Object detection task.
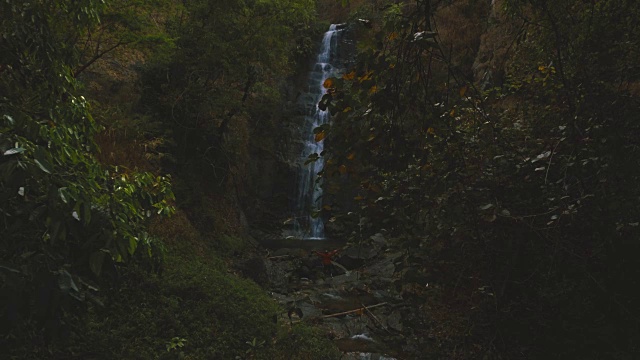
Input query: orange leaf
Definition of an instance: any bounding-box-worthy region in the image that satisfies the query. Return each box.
[339,165,347,174]
[347,152,355,160]
[342,71,356,81]
[315,131,326,142]
[427,127,435,135]
[369,183,382,193]
[459,85,468,98]
[323,78,334,88]
[358,70,374,83]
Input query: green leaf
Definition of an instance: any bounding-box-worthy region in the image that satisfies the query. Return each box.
[49,220,62,244]
[318,94,332,111]
[58,270,79,293]
[115,238,129,260]
[128,237,137,255]
[34,147,53,174]
[58,187,69,203]
[3,147,25,156]
[2,115,15,126]
[304,153,320,165]
[89,251,106,277]
[0,159,18,181]
[83,201,91,224]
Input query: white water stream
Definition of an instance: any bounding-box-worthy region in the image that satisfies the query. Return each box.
[292,24,343,240]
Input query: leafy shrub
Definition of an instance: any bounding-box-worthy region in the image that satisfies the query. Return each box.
[0,1,174,354]
[53,249,276,359]
[258,324,342,360]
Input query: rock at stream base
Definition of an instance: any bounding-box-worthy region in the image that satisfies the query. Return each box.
[239,256,289,291]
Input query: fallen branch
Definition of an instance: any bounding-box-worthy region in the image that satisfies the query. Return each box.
[330,260,351,275]
[267,255,292,260]
[321,302,388,319]
[362,303,390,333]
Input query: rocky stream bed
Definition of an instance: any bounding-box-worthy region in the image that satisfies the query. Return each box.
[239,233,434,359]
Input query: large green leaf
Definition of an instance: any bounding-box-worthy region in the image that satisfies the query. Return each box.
[3,147,25,156]
[33,147,53,174]
[89,251,106,277]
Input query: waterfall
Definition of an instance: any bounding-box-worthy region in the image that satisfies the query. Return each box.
[292,24,343,240]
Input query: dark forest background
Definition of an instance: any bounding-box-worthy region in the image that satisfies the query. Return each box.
[1,0,639,358]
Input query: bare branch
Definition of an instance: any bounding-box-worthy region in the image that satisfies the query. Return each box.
[73,40,125,77]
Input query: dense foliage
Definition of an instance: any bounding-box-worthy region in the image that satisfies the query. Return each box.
[3,0,639,358]
[139,0,317,179]
[1,1,341,358]
[320,0,640,358]
[0,0,175,349]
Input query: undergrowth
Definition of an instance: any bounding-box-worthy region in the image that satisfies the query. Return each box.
[3,212,339,359]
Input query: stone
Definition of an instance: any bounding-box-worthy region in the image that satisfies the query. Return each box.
[272,248,292,257]
[343,244,379,260]
[364,257,395,279]
[296,301,323,319]
[370,233,386,245]
[385,310,403,332]
[239,256,289,291]
[329,271,360,286]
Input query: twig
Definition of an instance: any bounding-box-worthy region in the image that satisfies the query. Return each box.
[545,139,563,185]
[321,302,388,319]
[329,260,350,275]
[362,303,390,333]
[73,40,125,77]
[267,255,292,260]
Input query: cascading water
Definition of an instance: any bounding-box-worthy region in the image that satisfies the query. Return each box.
[292,24,343,240]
